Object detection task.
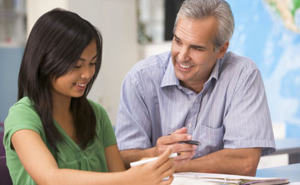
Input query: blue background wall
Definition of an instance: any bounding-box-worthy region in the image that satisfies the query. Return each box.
[0,47,24,122]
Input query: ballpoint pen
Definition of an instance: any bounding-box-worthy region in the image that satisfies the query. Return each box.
[130,153,178,167]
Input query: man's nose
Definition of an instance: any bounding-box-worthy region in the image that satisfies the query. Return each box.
[177,47,191,62]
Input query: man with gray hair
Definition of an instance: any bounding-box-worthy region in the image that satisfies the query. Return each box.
[116,0,275,175]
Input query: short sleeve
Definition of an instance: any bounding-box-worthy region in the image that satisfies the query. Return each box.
[88,100,117,148]
[115,73,152,150]
[223,69,275,155]
[4,98,45,151]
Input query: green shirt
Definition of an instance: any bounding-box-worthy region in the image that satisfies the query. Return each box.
[3,97,117,185]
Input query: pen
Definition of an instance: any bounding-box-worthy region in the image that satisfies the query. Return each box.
[167,134,200,146]
[180,140,201,146]
[130,153,178,167]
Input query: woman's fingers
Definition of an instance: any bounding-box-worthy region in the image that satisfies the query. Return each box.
[160,164,175,179]
[156,158,174,174]
[151,146,173,168]
[160,175,174,185]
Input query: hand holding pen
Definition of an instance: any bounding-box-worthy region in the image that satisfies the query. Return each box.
[127,147,175,185]
[155,127,200,165]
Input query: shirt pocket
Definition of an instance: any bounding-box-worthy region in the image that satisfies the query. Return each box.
[193,125,224,158]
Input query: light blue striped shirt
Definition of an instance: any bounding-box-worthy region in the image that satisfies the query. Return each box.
[116,51,275,158]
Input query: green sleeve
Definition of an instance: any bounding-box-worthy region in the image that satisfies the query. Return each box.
[88,100,117,148]
[4,98,45,151]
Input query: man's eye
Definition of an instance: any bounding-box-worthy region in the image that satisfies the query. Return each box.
[193,47,203,51]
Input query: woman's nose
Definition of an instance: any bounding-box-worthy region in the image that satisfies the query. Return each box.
[81,66,94,80]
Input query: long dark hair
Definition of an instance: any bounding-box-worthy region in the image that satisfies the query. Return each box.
[18,8,102,149]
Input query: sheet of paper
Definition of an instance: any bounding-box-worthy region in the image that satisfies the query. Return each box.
[172,177,230,185]
[286,182,300,185]
[172,172,286,185]
[174,172,279,180]
[172,176,239,185]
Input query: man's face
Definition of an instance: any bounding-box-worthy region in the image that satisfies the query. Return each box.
[171,17,228,92]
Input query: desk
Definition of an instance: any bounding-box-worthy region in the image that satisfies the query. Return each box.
[271,138,300,164]
[256,163,300,182]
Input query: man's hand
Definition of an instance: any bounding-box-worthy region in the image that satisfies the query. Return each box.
[155,127,197,165]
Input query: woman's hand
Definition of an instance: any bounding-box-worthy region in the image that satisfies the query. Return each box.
[125,147,175,185]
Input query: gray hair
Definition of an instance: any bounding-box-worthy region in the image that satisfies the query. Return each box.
[174,0,235,49]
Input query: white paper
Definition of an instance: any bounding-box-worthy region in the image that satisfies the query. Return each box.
[288,182,300,185]
[174,172,278,180]
[172,177,230,185]
[172,172,281,185]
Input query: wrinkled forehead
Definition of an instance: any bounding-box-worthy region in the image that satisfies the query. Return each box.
[175,17,218,46]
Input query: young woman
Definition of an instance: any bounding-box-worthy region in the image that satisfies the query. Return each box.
[3,8,174,185]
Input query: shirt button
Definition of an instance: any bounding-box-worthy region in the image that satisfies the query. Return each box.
[189,123,192,128]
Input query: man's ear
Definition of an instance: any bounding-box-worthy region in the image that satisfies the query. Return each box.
[217,41,229,58]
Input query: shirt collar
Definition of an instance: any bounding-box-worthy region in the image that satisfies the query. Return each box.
[161,56,179,88]
[208,58,221,81]
[160,55,222,88]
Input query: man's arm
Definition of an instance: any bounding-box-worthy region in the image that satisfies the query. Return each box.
[120,127,197,169]
[120,148,155,169]
[176,148,262,176]
[121,143,262,176]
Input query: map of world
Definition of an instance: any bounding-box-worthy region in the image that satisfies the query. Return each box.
[226,0,300,138]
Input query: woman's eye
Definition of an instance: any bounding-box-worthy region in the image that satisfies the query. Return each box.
[90,63,96,66]
[74,65,81,69]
